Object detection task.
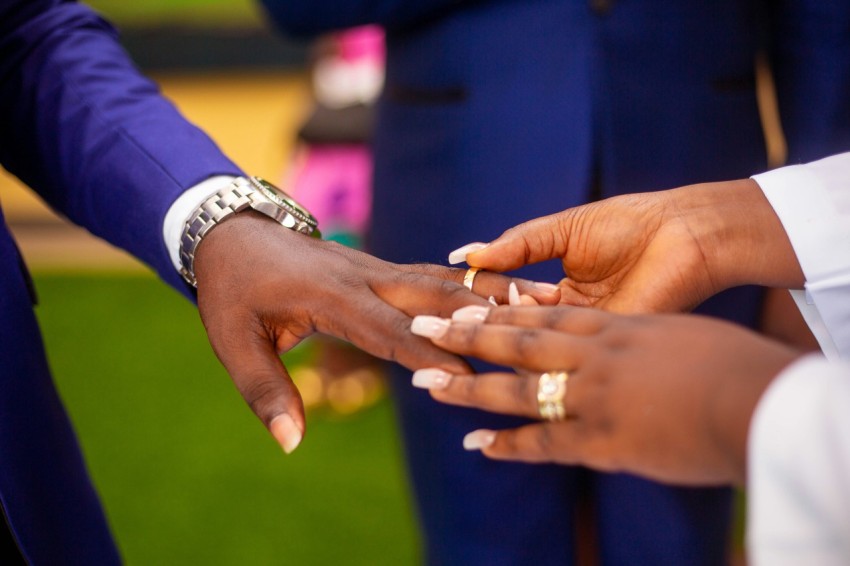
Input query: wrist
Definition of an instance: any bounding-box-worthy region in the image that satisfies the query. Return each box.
[164,175,238,274]
[670,179,800,293]
[178,176,320,287]
[193,211,300,287]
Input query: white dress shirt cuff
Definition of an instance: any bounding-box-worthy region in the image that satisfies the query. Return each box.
[162,175,237,273]
[752,153,850,360]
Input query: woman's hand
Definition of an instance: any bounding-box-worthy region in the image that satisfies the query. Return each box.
[192,212,559,453]
[450,179,803,314]
[410,305,801,486]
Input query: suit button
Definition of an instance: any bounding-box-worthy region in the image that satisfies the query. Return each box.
[590,0,613,15]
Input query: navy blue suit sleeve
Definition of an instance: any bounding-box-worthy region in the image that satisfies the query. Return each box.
[769,1,850,163]
[0,0,243,294]
[259,0,472,36]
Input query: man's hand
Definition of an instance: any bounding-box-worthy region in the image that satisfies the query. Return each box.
[410,305,801,486]
[452,179,803,314]
[192,212,559,453]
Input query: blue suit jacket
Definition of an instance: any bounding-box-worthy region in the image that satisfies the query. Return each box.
[263,1,850,564]
[0,1,241,562]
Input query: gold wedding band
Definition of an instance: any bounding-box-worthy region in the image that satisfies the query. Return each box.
[463,267,481,291]
[537,371,569,421]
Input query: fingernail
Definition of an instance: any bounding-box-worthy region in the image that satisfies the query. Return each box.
[448,242,489,265]
[488,296,498,306]
[412,368,453,389]
[270,414,302,454]
[508,282,521,306]
[463,429,496,451]
[452,305,490,323]
[534,282,560,294]
[411,316,451,339]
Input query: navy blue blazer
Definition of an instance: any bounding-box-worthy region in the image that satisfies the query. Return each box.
[0,1,241,562]
[263,1,850,564]
[264,1,850,267]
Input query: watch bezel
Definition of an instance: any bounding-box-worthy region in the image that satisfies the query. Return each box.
[249,178,315,222]
[246,177,320,238]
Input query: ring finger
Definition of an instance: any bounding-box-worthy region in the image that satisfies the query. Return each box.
[413,368,580,421]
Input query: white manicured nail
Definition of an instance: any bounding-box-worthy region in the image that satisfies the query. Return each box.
[535,282,560,293]
[452,305,490,323]
[448,242,489,265]
[488,296,498,306]
[411,316,451,339]
[463,429,496,451]
[508,282,521,306]
[412,368,453,389]
[270,414,303,454]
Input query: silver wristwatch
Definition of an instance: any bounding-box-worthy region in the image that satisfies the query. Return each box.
[179,176,320,287]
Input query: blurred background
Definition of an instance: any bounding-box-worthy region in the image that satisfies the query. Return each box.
[0,1,419,564]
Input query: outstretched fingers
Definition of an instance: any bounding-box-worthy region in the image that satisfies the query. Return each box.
[319,287,472,375]
[479,305,612,335]
[463,423,585,466]
[400,263,561,306]
[413,369,541,418]
[412,316,587,373]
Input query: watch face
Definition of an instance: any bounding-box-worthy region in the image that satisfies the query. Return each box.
[248,177,319,234]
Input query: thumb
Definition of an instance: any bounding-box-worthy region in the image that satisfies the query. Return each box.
[449,212,573,272]
[206,316,306,454]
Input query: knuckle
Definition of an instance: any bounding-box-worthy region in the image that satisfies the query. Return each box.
[406,262,438,276]
[594,414,616,435]
[391,270,421,287]
[484,305,509,324]
[501,430,519,454]
[458,322,483,349]
[241,376,283,421]
[534,424,555,455]
[515,374,535,407]
[333,269,369,292]
[500,224,522,240]
[460,375,478,402]
[597,322,627,349]
[369,315,411,361]
[426,264,457,282]
[439,320,478,350]
[513,328,540,359]
[378,327,405,361]
[391,314,413,339]
[545,307,567,330]
[438,277,468,300]
[204,314,270,364]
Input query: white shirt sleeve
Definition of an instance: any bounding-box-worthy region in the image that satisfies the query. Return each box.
[752,153,850,360]
[161,175,237,272]
[747,354,850,566]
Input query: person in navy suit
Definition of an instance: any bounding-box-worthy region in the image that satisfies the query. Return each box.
[262,1,850,564]
[0,1,548,562]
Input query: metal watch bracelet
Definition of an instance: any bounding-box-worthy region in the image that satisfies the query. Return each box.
[178,178,256,287]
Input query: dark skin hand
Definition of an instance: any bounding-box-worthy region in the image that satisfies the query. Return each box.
[411,306,801,486]
[457,179,804,314]
[192,212,560,453]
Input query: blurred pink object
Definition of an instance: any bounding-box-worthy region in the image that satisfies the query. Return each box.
[287,145,373,235]
[336,26,385,65]
[286,26,384,241]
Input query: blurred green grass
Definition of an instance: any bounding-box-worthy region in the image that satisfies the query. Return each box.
[33,273,419,565]
[85,0,261,27]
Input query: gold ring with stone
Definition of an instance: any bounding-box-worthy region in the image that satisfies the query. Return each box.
[537,371,569,421]
[463,267,481,291]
